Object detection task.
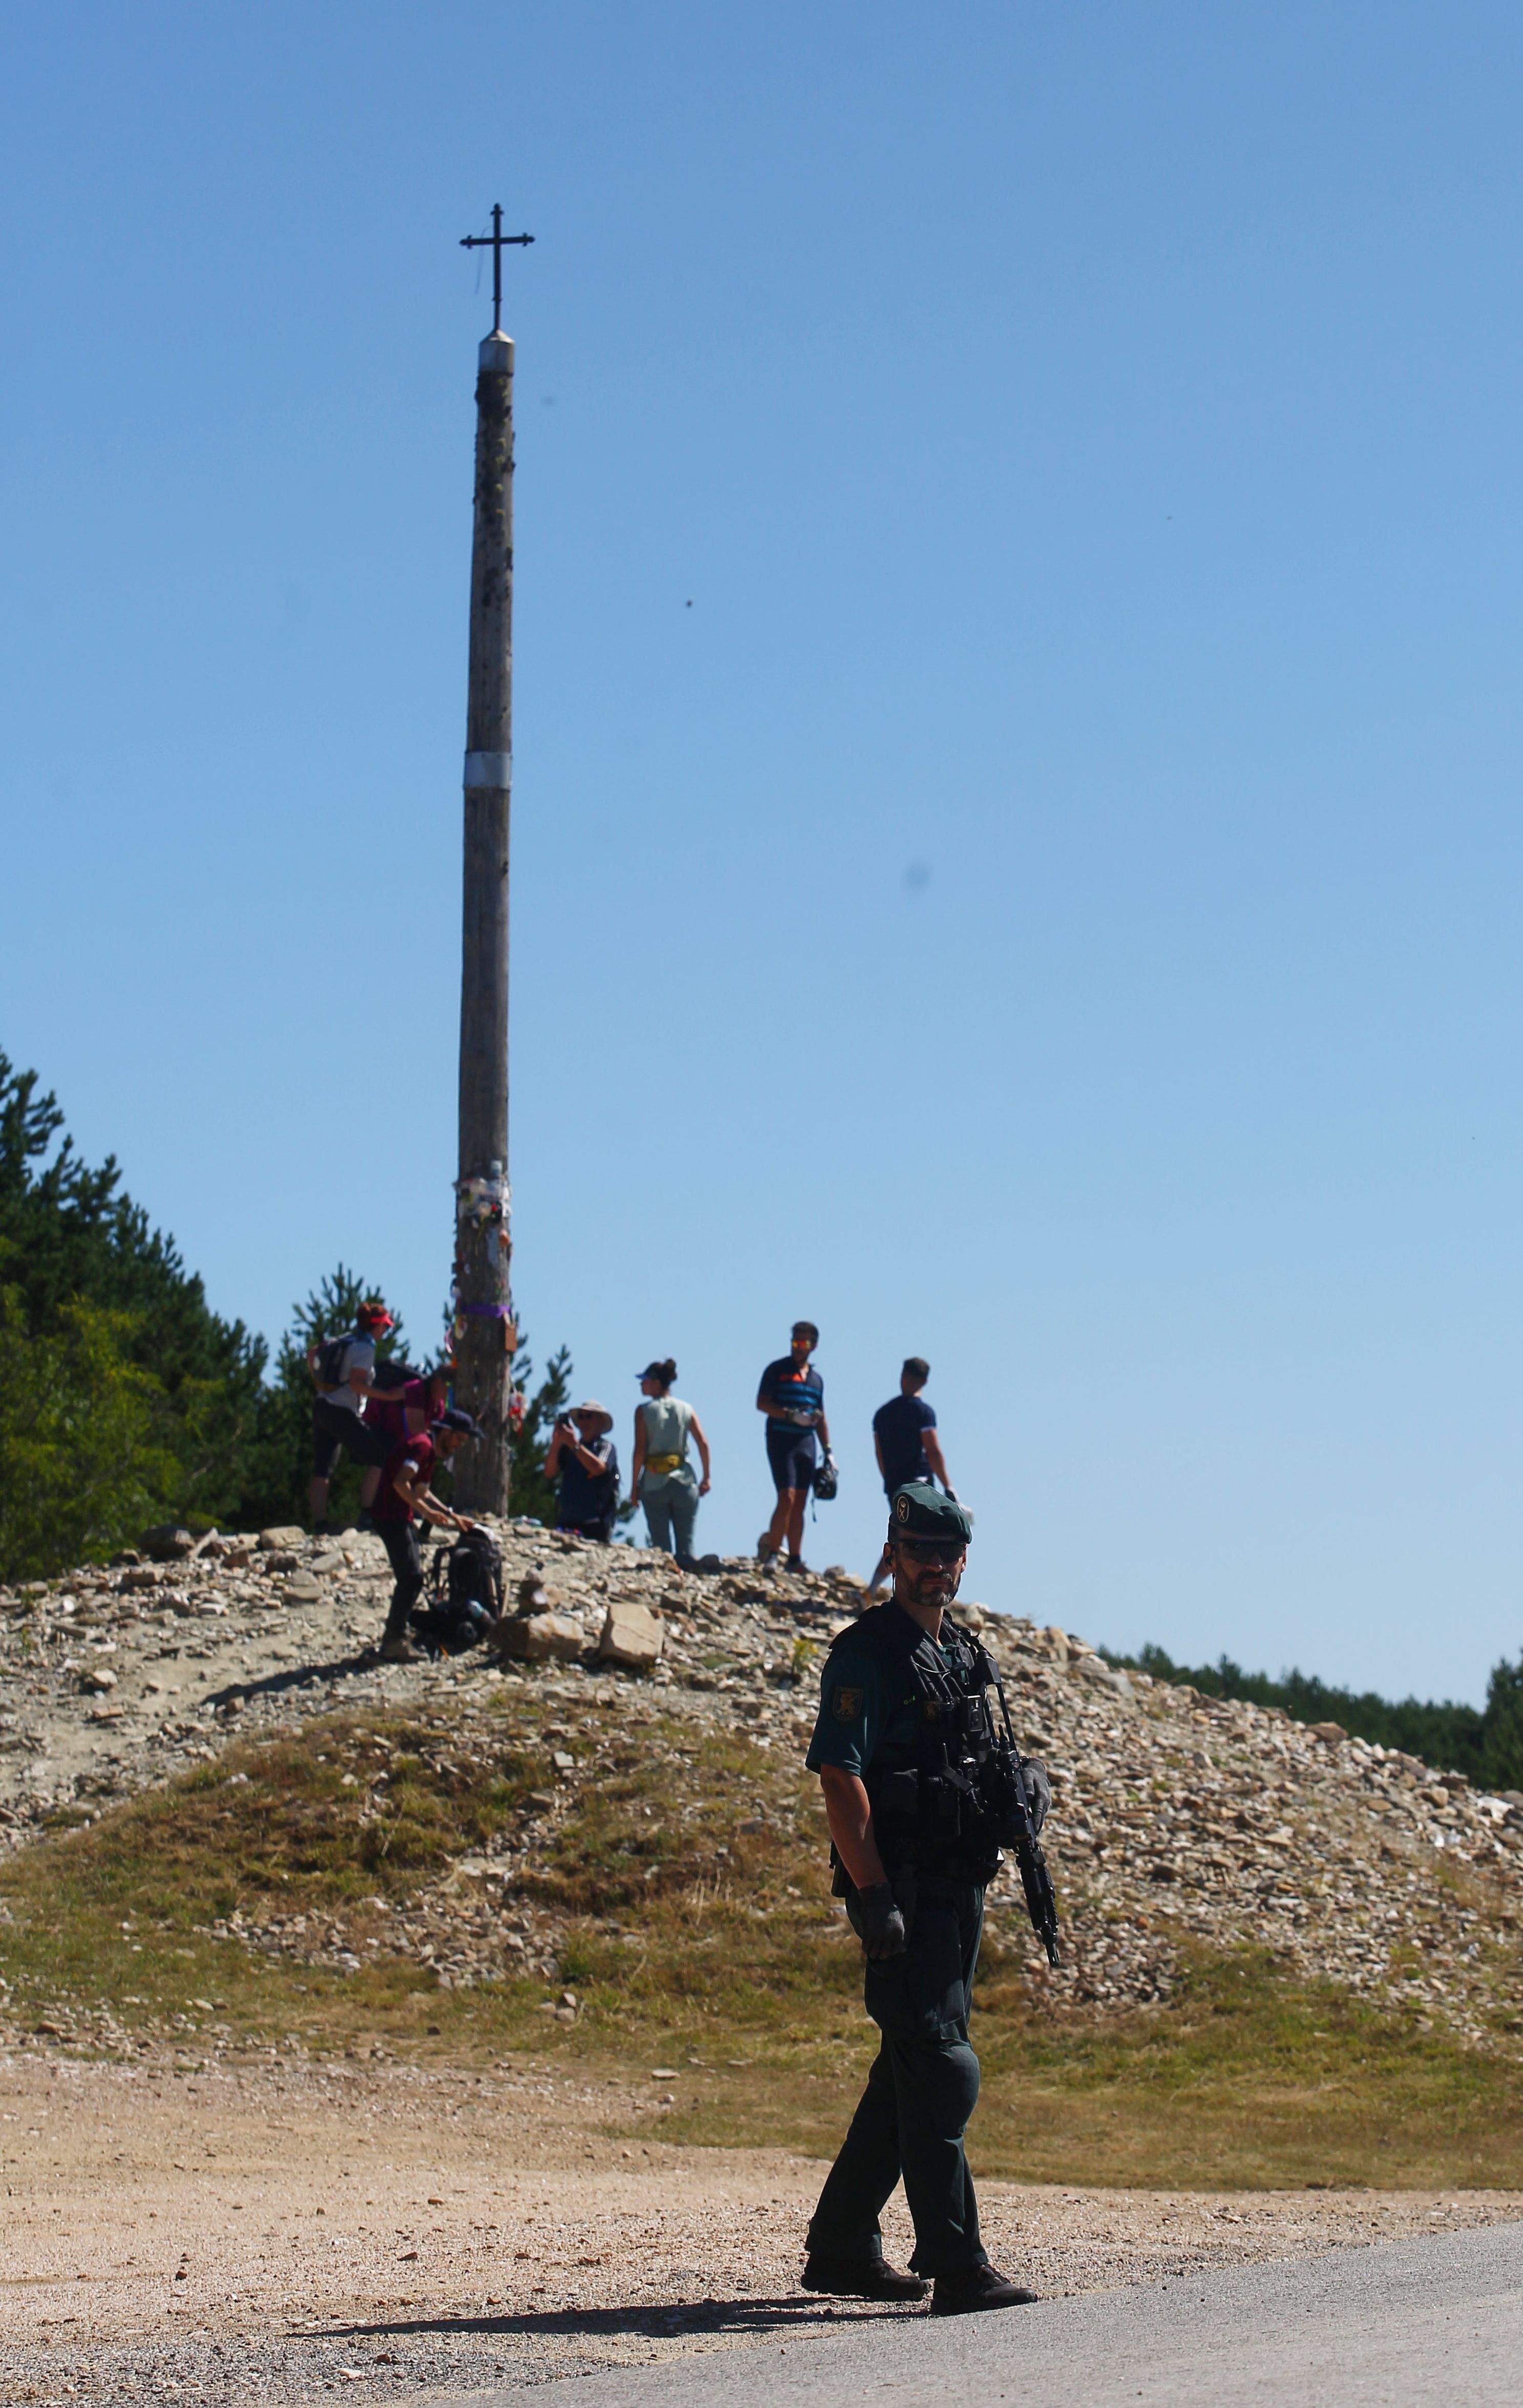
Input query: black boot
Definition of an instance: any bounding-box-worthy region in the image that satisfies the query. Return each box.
[930,2264,1038,2315]
[802,2253,926,2302]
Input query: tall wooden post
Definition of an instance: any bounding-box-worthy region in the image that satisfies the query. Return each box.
[452,220,528,1516]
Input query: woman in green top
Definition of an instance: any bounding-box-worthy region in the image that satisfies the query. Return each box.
[627,1358,712,1567]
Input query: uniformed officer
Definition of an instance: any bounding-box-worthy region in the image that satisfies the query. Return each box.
[800,1483,1052,2314]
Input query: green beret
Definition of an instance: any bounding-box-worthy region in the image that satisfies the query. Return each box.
[889,1483,973,1543]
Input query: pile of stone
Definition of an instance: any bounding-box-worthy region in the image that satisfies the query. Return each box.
[1,1521,1520,2050]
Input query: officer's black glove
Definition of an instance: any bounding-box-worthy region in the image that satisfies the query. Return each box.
[856,1880,908,1960]
[1022,1758,1052,1835]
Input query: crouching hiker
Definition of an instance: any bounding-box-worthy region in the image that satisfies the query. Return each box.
[369,1406,482,1663]
[362,1364,450,1526]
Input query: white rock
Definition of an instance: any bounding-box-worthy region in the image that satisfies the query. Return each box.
[499,1613,585,1665]
[596,1599,663,1671]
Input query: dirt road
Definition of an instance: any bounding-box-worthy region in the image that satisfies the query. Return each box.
[2,2046,1518,2405]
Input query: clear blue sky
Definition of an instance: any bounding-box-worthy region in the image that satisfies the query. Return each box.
[3,2,1522,1701]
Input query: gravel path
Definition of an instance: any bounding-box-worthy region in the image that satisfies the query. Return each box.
[2,2050,1519,2405]
[475,2220,1523,2408]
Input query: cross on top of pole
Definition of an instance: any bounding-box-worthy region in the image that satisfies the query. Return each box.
[460,203,534,334]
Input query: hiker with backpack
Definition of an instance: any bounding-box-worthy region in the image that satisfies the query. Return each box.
[628,1359,711,1567]
[544,1401,621,1541]
[307,1299,398,1535]
[368,1406,482,1663]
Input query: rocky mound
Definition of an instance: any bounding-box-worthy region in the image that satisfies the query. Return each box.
[1,1523,1519,2048]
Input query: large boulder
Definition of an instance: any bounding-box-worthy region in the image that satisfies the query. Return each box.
[258,1527,307,1553]
[499,1613,585,1665]
[596,1599,663,1672]
[141,1525,195,1563]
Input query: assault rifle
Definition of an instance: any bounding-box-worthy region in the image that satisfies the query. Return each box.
[983,1667,1061,1968]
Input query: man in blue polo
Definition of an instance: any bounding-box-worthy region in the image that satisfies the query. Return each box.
[800,1483,1050,2315]
[756,1321,829,1571]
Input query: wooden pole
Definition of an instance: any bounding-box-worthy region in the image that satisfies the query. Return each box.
[453,325,516,1513]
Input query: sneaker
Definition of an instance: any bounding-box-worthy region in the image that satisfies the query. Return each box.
[378,1632,421,1665]
[802,2252,926,2302]
[930,2264,1038,2315]
[787,1556,809,1576]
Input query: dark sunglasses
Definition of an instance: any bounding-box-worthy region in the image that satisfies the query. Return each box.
[894,1537,964,1565]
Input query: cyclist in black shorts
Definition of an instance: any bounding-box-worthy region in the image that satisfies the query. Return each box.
[756,1321,830,1571]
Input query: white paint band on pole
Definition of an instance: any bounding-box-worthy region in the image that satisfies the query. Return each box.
[464,752,512,788]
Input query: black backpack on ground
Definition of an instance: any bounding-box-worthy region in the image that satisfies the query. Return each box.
[412,1527,505,1657]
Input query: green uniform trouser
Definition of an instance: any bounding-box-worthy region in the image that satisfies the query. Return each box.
[807,1872,989,2278]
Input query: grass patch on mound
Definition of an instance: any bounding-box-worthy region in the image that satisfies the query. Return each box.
[2,1699,1522,2189]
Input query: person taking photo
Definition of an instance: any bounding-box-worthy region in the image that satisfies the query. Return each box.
[545,1401,620,1541]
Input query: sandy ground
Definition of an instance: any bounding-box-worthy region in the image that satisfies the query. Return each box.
[1,2048,1519,2407]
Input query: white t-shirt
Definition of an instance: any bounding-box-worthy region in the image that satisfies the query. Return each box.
[321,1336,375,1414]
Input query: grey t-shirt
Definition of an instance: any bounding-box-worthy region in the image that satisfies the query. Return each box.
[637,1396,696,1490]
[321,1336,375,1414]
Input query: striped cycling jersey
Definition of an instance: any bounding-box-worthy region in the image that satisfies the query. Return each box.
[759,1356,824,1426]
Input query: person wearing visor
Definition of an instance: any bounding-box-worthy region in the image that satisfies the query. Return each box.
[801,1483,1052,2315]
[627,1359,711,1566]
[306,1297,397,1535]
[369,1405,482,1663]
[545,1400,620,1542]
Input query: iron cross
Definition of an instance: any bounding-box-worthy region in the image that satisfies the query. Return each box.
[460,204,534,334]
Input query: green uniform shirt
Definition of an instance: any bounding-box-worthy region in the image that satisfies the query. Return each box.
[805,1604,961,1779]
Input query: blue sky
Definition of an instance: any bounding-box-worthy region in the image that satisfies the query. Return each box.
[4,2,1523,1700]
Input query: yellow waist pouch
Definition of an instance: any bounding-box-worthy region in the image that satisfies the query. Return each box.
[644,1451,684,1475]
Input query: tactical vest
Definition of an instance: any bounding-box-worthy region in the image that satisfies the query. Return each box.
[825,1602,1010,1884]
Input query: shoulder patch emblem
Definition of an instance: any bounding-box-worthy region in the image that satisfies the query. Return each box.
[831,1684,865,1724]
